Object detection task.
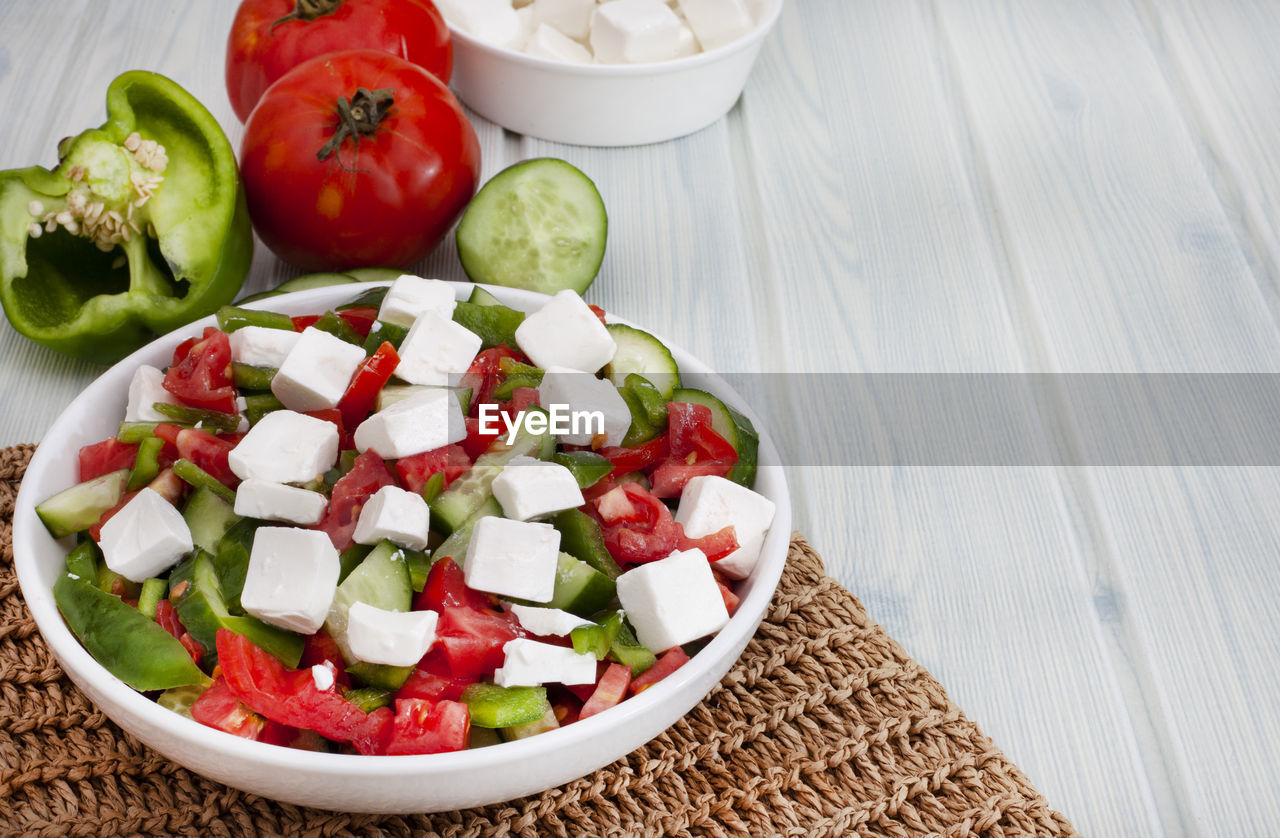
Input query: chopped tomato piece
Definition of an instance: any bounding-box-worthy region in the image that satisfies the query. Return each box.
[689,422,737,462]
[395,649,471,703]
[598,435,669,477]
[291,314,321,331]
[505,387,540,415]
[649,460,734,499]
[580,663,632,719]
[630,648,690,695]
[594,483,682,564]
[147,467,188,506]
[587,304,608,325]
[718,582,740,615]
[666,402,714,459]
[436,605,522,680]
[192,677,266,740]
[337,307,379,338]
[78,438,140,482]
[677,525,739,562]
[461,415,502,460]
[396,444,470,496]
[384,698,470,755]
[175,427,239,488]
[459,346,522,416]
[299,630,350,689]
[154,598,184,639]
[216,629,388,753]
[337,342,399,431]
[415,557,493,613]
[314,450,397,551]
[163,326,237,414]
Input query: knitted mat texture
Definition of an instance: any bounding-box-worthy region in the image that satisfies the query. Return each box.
[0,445,1076,837]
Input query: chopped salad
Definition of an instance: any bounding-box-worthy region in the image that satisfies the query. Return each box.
[39,278,776,755]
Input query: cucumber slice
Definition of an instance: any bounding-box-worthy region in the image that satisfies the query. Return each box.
[323,540,412,664]
[430,407,554,534]
[236,272,357,304]
[182,485,241,555]
[346,661,413,691]
[456,158,607,295]
[377,385,472,415]
[344,267,404,284]
[603,324,680,401]
[431,496,503,565]
[499,705,560,740]
[467,286,504,307]
[544,552,616,616]
[552,508,622,579]
[36,469,129,538]
[671,387,760,488]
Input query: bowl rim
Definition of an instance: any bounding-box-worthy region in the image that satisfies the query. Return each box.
[13,281,791,784]
[446,0,785,78]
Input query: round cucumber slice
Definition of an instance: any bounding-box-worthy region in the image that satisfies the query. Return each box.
[456,158,607,295]
[344,267,405,283]
[237,272,357,304]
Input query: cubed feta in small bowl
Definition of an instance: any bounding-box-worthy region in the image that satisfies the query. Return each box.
[437,0,784,146]
[12,280,790,814]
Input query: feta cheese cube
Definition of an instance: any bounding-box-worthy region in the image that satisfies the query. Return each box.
[590,0,684,64]
[228,325,301,370]
[125,365,178,423]
[377,275,457,328]
[311,663,336,691]
[532,0,596,42]
[436,0,524,48]
[353,387,466,458]
[395,312,484,387]
[673,22,699,58]
[99,488,194,582]
[526,22,595,62]
[233,478,328,525]
[228,410,340,484]
[492,455,586,520]
[515,290,617,372]
[674,475,775,579]
[240,527,340,635]
[346,601,439,667]
[464,517,561,602]
[537,366,631,446]
[516,5,536,47]
[271,327,367,412]
[494,638,598,687]
[616,547,729,649]
[678,0,754,51]
[508,604,592,637]
[353,485,432,550]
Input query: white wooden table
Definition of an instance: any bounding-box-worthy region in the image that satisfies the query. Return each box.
[2,2,1278,834]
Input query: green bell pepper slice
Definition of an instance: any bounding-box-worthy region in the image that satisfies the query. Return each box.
[54,573,208,691]
[0,70,251,361]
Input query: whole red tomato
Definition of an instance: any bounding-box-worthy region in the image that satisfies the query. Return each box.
[226,0,452,123]
[239,49,481,271]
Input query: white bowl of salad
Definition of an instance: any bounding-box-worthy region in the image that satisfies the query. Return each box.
[438,0,785,146]
[13,279,790,813]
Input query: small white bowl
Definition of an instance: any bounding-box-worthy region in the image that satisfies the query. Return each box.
[446,1,785,146]
[13,282,791,813]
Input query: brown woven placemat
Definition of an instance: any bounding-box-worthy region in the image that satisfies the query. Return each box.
[0,444,1075,837]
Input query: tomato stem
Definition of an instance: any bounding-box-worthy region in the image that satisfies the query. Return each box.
[316,87,395,164]
[271,0,343,30]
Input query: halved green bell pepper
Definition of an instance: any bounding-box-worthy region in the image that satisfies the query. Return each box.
[0,71,252,361]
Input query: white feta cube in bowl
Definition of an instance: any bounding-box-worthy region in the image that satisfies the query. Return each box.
[591,0,685,64]
[99,488,194,583]
[463,517,561,602]
[124,365,179,423]
[616,547,730,650]
[377,275,458,328]
[353,387,466,458]
[227,410,340,484]
[233,478,328,526]
[675,475,776,579]
[536,367,631,447]
[240,527,341,635]
[515,289,616,373]
[353,485,432,550]
[492,455,586,520]
[494,638,598,686]
[229,325,300,370]
[346,602,440,668]
[271,326,366,412]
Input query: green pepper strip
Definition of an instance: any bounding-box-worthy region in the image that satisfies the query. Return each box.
[54,574,208,690]
[624,374,668,428]
[405,546,433,593]
[553,451,615,489]
[126,436,165,491]
[312,310,362,345]
[453,301,525,351]
[153,402,241,433]
[552,508,623,579]
[420,471,446,504]
[232,362,276,391]
[215,304,294,333]
[461,683,549,728]
[242,393,284,426]
[363,320,408,354]
[172,458,236,504]
[64,540,101,581]
[338,286,389,311]
[571,610,624,660]
[343,686,393,713]
[137,577,167,619]
[0,71,252,362]
[619,387,660,447]
[118,421,166,442]
[609,620,656,675]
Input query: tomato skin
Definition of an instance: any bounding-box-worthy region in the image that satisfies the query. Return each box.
[384,698,470,756]
[436,605,523,680]
[395,444,470,495]
[630,648,690,696]
[192,677,266,740]
[164,327,237,414]
[239,49,480,271]
[338,342,400,432]
[225,0,452,123]
[395,648,470,703]
[314,449,397,551]
[78,438,140,482]
[580,663,632,719]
